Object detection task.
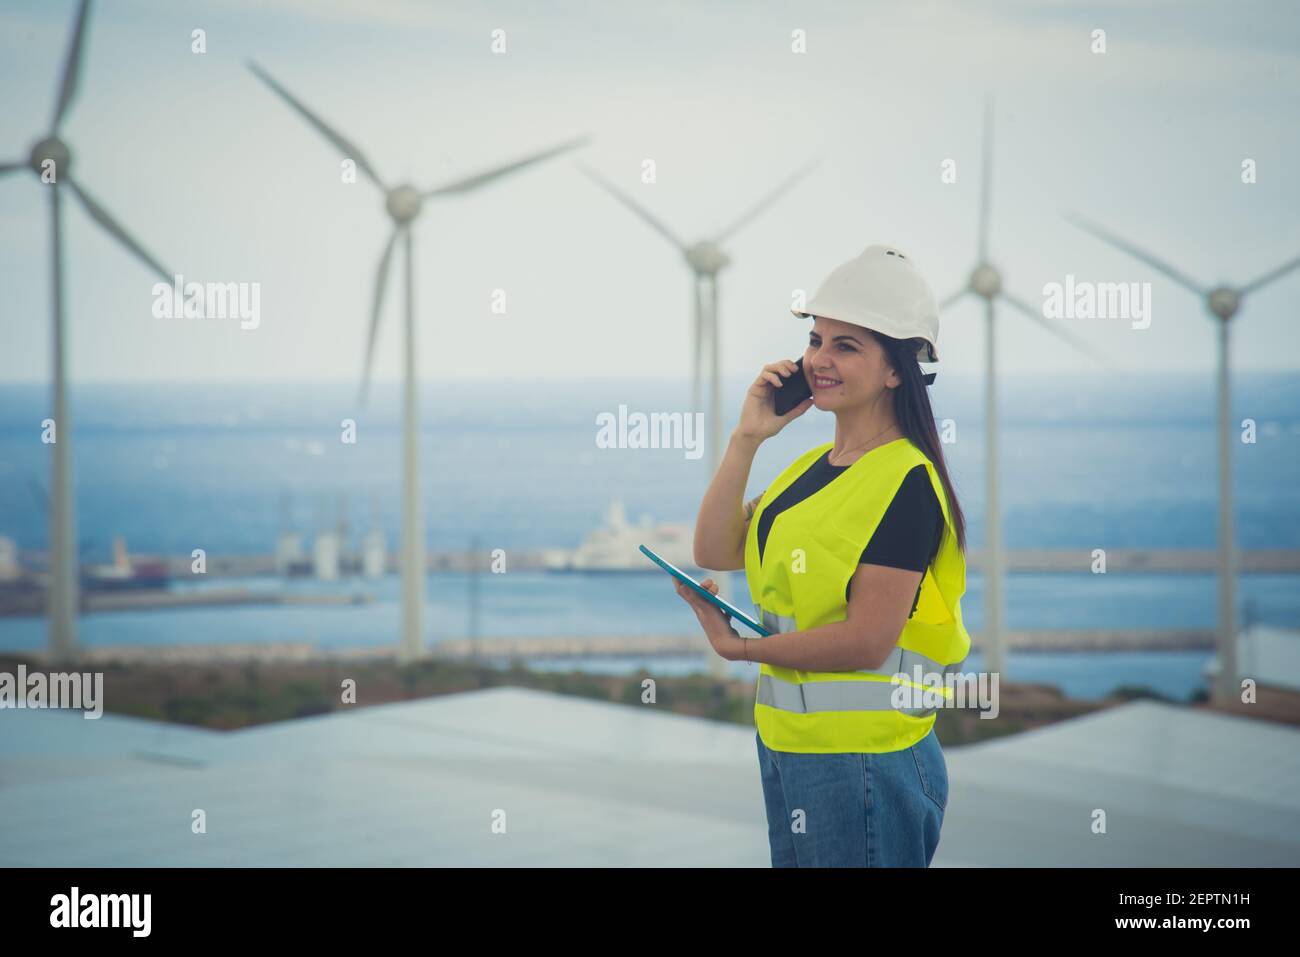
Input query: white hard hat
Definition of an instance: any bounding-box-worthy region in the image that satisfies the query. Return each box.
[793,244,941,364]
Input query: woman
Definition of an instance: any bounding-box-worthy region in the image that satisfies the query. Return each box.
[675,244,970,867]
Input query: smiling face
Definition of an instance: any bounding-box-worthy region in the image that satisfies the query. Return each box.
[803,315,900,412]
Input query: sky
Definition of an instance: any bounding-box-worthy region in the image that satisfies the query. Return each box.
[0,0,1298,385]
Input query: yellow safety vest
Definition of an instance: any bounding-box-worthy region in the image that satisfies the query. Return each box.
[743,436,971,753]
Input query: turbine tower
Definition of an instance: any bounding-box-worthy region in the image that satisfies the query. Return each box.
[576,161,818,470]
[1065,212,1300,707]
[248,61,588,662]
[0,0,174,663]
[938,97,1111,683]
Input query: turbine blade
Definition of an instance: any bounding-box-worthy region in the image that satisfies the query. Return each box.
[52,0,91,131]
[66,178,171,281]
[713,159,820,243]
[246,60,386,190]
[573,161,686,250]
[940,287,968,310]
[1000,290,1114,370]
[424,135,590,198]
[360,226,400,406]
[1064,211,1204,296]
[1240,251,1300,295]
[978,94,993,261]
[0,162,26,176]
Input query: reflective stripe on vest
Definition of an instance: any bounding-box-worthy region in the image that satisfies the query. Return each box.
[757,672,936,717]
[757,606,962,685]
[756,608,796,634]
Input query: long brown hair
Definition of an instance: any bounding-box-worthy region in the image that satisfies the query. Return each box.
[868,329,967,553]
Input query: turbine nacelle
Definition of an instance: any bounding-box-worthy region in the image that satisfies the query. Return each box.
[970,262,1001,299]
[1207,286,1240,321]
[686,241,730,275]
[29,135,71,178]
[385,184,423,224]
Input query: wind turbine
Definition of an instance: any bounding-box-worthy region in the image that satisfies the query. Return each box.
[576,161,818,471]
[577,160,816,678]
[1,0,174,664]
[248,61,588,663]
[1065,211,1300,708]
[938,96,1111,683]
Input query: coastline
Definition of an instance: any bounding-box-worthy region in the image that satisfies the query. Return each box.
[0,650,1187,746]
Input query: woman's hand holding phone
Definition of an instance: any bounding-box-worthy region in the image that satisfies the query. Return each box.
[734,358,815,443]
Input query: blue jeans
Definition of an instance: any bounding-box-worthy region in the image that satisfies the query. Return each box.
[755,727,948,867]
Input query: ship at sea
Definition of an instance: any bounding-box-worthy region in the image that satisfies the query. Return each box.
[558,500,700,572]
[81,536,170,591]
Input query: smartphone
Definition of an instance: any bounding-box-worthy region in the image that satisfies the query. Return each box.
[773,356,814,416]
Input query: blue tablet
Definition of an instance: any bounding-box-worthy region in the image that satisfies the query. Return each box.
[639,544,772,637]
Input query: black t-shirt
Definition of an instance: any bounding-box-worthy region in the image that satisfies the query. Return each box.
[755,456,944,618]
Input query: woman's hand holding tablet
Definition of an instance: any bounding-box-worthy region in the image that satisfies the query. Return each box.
[640,544,771,639]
